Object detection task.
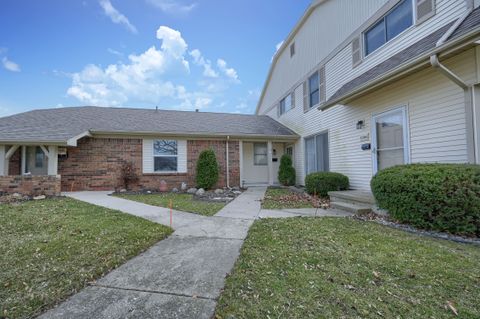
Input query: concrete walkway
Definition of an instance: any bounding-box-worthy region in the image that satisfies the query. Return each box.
[39,187,266,319]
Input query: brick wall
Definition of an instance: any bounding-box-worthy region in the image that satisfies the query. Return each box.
[58,137,240,192]
[0,175,61,196]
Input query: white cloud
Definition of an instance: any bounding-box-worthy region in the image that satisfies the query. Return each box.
[99,0,137,34]
[108,48,124,57]
[2,57,20,72]
[68,25,240,111]
[217,59,239,82]
[146,0,196,14]
[189,49,218,78]
[68,26,189,106]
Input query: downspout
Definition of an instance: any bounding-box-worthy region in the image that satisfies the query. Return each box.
[429,6,476,162]
[226,136,230,188]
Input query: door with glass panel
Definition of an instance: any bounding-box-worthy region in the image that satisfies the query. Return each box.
[372,107,409,174]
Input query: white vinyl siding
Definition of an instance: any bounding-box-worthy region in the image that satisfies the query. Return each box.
[264,49,475,189]
[143,139,187,174]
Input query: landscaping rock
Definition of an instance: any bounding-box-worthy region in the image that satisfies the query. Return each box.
[172,188,179,193]
[233,191,242,195]
[214,189,224,195]
[187,188,197,194]
[119,189,127,193]
[196,188,205,196]
[33,195,46,200]
[12,193,22,199]
[181,182,188,191]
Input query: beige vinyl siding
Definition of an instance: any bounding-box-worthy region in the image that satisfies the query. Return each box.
[259,0,390,114]
[142,139,187,174]
[266,49,475,189]
[328,0,467,101]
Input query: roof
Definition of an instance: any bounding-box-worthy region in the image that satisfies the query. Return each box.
[322,6,480,109]
[0,106,298,145]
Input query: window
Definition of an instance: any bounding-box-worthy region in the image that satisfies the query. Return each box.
[305,132,329,174]
[309,72,319,108]
[35,147,45,168]
[153,140,178,172]
[364,0,413,56]
[290,42,295,57]
[279,94,292,115]
[253,143,268,166]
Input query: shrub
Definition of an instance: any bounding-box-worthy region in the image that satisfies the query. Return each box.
[120,161,138,190]
[305,172,349,197]
[371,164,480,236]
[196,149,219,189]
[278,155,296,186]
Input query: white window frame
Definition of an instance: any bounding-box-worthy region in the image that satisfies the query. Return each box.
[253,142,268,166]
[305,131,330,175]
[363,0,415,57]
[153,139,178,173]
[371,105,411,174]
[279,93,293,116]
[308,71,320,108]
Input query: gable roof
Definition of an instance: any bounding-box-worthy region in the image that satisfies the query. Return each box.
[0,106,298,145]
[321,6,480,109]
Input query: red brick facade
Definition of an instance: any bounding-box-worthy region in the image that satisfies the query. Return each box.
[58,137,240,192]
[0,175,61,196]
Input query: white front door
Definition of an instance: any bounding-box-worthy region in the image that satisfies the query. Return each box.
[372,106,410,174]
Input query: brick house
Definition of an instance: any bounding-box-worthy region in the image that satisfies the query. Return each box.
[0,107,297,195]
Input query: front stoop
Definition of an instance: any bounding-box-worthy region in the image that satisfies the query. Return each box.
[329,190,375,215]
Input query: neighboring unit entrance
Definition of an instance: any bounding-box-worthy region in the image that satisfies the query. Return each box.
[372,106,410,174]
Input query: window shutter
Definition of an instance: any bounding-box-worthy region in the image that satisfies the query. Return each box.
[303,81,309,113]
[319,66,326,103]
[351,36,362,67]
[177,140,187,173]
[416,0,435,24]
[142,139,153,173]
[291,91,296,108]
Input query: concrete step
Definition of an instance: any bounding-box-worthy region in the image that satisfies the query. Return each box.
[330,201,372,215]
[328,190,375,205]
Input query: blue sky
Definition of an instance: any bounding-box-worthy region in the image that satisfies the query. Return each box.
[0,0,311,116]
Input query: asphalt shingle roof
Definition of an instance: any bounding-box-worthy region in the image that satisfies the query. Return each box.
[0,106,298,144]
[324,6,480,108]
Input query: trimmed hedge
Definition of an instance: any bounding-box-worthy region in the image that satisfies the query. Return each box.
[196,149,219,189]
[305,172,349,197]
[371,164,480,236]
[278,155,296,186]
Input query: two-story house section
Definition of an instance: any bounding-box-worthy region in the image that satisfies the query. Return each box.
[256,0,480,190]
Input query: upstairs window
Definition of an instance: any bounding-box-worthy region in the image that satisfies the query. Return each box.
[153,140,178,172]
[279,93,293,115]
[290,42,295,57]
[364,0,413,56]
[309,71,320,108]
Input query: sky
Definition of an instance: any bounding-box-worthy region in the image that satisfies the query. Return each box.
[0,0,311,117]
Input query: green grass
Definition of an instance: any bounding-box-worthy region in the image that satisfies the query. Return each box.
[216,218,480,318]
[0,198,172,319]
[115,193,226,216]
[261,187,315,210]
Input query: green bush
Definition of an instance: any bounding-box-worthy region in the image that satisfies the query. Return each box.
[371,164,480,236]
[278,155,296,186]
[195,149,219,189]
[305,172,349,197]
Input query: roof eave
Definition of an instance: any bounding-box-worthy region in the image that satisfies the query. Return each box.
[319,27,480,111]
[255,0,328,115]
[90,130,299,141]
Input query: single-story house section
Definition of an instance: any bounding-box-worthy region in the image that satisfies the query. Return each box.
[0,106,298,195]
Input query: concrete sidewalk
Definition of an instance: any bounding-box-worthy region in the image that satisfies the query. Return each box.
[40,188,266,319]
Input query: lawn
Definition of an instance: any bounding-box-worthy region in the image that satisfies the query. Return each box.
[261,187,316,210]
[216,218,480,318]
[115,193,226,216]
[0,198,172,319]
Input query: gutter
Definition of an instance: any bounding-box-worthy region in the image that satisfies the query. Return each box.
[319,23,480,110]
[429,6,476,163]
